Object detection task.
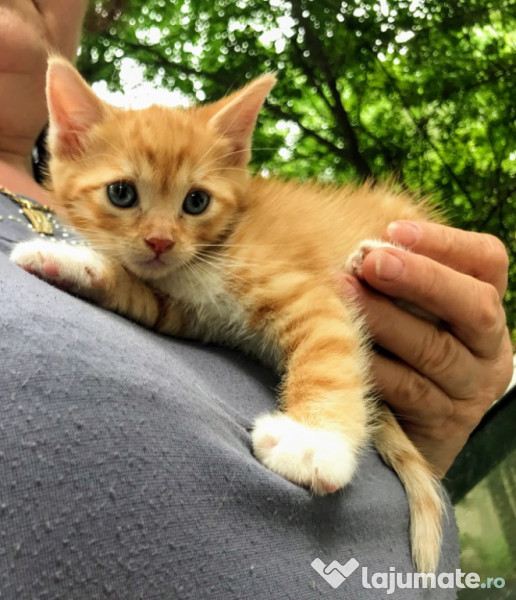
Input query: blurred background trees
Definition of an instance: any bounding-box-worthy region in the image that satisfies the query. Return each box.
[79,0,515,337]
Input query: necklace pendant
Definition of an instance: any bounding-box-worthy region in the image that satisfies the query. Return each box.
[21,204,54,235]
[0,185,55,235]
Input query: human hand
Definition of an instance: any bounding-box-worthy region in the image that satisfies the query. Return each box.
[340,221,514,477]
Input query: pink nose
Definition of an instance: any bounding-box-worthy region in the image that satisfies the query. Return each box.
[145,237,174,255]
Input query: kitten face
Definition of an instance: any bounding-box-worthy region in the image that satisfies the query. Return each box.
[51,107,243,281]
[45,57,275,282]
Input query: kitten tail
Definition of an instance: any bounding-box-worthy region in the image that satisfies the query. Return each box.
[374,405,443,573]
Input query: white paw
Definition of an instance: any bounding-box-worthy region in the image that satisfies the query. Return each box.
[252,413,358,495]
[345,239,402,278]
[11,239,106,297]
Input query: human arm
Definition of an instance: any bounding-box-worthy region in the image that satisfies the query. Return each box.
[340,221,513,477]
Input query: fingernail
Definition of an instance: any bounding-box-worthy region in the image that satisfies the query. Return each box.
[339,274,361,298]
[375,251,404,281]
[386,221,421,248]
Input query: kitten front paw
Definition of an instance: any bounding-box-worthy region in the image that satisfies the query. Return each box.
[345,239,402,278]
[252,413,357,495]
[11,239,106,298]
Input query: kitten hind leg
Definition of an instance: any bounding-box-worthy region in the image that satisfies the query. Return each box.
[345,239,404,278]
[345,238,440,323]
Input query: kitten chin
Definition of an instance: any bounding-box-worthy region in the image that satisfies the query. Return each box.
[125,256,184,282]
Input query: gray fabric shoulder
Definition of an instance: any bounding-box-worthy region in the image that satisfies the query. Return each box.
[0,246,459,599]
[0,191,79,252]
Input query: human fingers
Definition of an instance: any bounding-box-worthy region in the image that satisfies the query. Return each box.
[357,248,508,359]
[369,351,454,426]
[340,275,480,399]
[370,351,472,476]
[384,221,509,297]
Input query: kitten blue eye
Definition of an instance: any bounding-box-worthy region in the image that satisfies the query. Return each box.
[182,190,211,215]
[106,181,138,208]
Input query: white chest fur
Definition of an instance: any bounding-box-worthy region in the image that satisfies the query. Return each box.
[155,261,277,363]
[168,263,244,334]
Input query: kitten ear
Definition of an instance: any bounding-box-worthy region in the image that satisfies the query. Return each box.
[46,56,107,158]
[207,74,276,166]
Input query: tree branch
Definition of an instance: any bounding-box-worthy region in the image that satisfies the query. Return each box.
[371,55,474,206]
[289,0,374,180]
[265,101,351,161]
[107,36,357,172]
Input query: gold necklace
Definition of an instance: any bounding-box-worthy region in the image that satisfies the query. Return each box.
[0,184,55,235]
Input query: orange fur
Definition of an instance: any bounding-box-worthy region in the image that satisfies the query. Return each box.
[42,57,444,572]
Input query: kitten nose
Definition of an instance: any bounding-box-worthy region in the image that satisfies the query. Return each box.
[145,237,174,255]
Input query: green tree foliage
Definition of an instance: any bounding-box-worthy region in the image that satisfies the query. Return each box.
[79,0,516,337]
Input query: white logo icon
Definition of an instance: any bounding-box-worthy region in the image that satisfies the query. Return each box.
[311,557,360,589]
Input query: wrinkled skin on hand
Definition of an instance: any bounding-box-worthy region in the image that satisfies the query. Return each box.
[340,221,513,477]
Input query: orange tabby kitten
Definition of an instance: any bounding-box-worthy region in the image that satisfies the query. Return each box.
[12,58,444,572]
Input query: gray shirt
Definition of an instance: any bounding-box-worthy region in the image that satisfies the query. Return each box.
[0,191,459,599]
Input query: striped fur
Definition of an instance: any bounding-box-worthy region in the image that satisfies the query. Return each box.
[32,58,446,572]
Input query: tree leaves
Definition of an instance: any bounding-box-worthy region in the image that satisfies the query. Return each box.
[79,0,516,338]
